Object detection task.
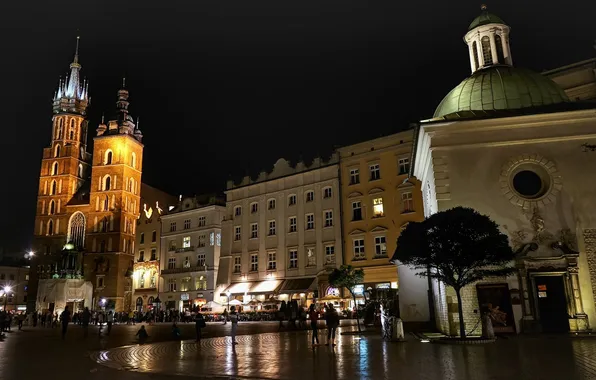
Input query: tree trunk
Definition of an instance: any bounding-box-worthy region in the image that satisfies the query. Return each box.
[353,294,362,333]
[426,266,435,328]
[455,288,466,339]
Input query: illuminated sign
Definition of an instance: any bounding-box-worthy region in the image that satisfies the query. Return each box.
[353,284,364,295]
[181,293,189,301]
[143,203,153,219]
[376,283,391,289]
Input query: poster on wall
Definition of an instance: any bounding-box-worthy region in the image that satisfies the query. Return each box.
[476,283,516,333]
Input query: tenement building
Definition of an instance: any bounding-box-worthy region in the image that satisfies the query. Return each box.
[0,258,30,312]
[30,38,145,313]
[132,184,176,313]
[217,157,343,308]
[159,196,225,311]
[406,6,596,334]
[337,132,424,313]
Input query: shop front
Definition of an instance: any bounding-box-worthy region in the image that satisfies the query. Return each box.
[277,277,316,308]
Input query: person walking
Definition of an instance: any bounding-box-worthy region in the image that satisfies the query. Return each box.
[17,313,25,330]
[107,310,114,336]
[194,312,206,342]
[309,304,319,347]
[222,308,228,325]
[97,311,105,335]
[60,306,71,340]
[325,303,339,347]
[136,325,149,344]
[81,307,91,338]
[229,306,238,345]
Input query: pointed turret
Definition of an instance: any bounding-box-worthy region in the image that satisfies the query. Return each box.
[52,36,89,115]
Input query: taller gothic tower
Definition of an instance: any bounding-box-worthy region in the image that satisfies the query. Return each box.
[84,83,144,311]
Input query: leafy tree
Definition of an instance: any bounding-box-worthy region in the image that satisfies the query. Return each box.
[328,265,365,332]
[393,207,515,338]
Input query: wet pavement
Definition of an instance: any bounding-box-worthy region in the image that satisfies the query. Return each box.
[3,322,596,379]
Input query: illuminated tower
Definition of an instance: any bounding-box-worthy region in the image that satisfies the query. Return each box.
[85,82,144,311]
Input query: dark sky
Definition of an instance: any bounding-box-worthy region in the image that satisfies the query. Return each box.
[1,0,594,252]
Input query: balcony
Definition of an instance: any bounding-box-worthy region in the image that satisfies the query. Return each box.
[161,265,214,275]
[169,246,195,253]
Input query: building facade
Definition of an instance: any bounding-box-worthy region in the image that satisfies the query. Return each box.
[132,184,176,312]
[409,6,596,335]
[217,157,343,307]
[30,39,145,313]
[544,58,596,102]
[159,197,225,311]
[337,132,424,311]
[0,262,29,312]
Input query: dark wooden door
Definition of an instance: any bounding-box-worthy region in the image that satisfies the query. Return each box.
[535,276,569,333]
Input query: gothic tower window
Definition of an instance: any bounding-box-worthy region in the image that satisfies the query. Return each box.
[105,150,113,165]
[47,219,54,235]
[495,34,505,64]
[131,152,137,169]
[48,200,55,215]
[103,195,109,211]
[51,162,59,176]
[99,240,106,253]
[78,164,83,178]
[67,212,86,249]
[103,175,111,191]
[100,217,108,232]
[50,180,57,195]
[481,36,493,66]
[70,119,75,129]
[54,145,61,158]
[69,129,74,140]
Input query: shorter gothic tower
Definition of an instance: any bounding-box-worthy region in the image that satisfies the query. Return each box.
[84,84,144,311]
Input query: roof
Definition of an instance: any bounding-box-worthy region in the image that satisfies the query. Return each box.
[433,66,569,120]
[278,278,316,293]
[468,10,505,31]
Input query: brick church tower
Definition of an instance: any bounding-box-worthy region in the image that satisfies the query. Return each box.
[29,38,144,312]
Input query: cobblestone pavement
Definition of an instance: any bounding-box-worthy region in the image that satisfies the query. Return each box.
[3,322,596,380]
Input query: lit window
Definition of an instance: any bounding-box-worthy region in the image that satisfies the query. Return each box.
[210,232,215,246]
[183,236,191,248]
[198,235,206,247]
[306,214,314,230]
[216,232,221,246]
[350,168,360,185]
[234,206,242,217]
[197,253,206,267]
[170,222,177,232]
[251,202,258,213]
[373,198,384,217]
[370,164,380,181]
[324,210,333,227]
[288,195,297,206]
[184,219,191,229]
[325,245,335,265]
[323,187,332,199]
[352,201,362,221]
[268,220,276,236]
[398,158,410,175]
[268,252,277,270]
[180,277,190,291]
[139,272,145,288]
[195,276,207,290]
[353,239,365,260]
[375,236,387,257]
[198,216,206,227]
[250,254,258,272]
[268,199,276,210]
[402,192,414,213]
[288,249,298,269]
[234,226,241,241]
[289,217,297,233]
[306,247,316,267]
[233,257,241,273]
[184,256,191,268]
[306,191,314,202]
[250,223,258,239]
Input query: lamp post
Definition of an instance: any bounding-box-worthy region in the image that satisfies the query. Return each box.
[226,291,231,310]
[3,286,12,312]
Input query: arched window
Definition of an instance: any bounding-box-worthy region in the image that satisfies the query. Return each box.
[148,296,155,305]
[47,220,54,235]
[103,175,111,191]
[131,152,137,169]
[48,200,55,215]
[99,240,106,253]
[495,34,505,64]
[70,119,75,129]
[78,164,83,178]
[103,196,109,211]
[51,162,59,176]
[100,217,108,232]
[50,180,57,195]
[58,119,64,139]
[54,145,61,158]
[69,129,74,140]
[472,41,480,71]
[129,178,134,194]
[481,36,493,66]
[105,150,113,165]
[67,211,86,249]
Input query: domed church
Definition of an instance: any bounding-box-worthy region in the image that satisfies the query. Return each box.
[408,6,596,334]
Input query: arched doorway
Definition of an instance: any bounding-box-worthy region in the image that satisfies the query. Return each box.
[136,297,143,312]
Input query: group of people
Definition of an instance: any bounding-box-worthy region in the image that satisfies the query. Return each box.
[309,303,340,347]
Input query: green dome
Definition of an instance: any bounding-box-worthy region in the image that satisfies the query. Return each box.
[433,66,569,119]
[468,11,505,30]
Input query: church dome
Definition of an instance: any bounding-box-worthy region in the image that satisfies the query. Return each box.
[468,11,505,31]
[433,65,569,119]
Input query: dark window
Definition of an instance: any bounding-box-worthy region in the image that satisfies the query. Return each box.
[495,34,505,63]
[140,232,145,244]
[152,230,156,242]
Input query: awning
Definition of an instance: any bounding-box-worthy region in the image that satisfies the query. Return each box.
[278,277,316,294]
[222,280,283,295]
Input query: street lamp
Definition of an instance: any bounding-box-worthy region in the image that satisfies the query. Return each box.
[226,291,231,310]
[2,286,12,311]
[26,251,35,259]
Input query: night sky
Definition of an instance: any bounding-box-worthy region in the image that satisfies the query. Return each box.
[1,0,594,252]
